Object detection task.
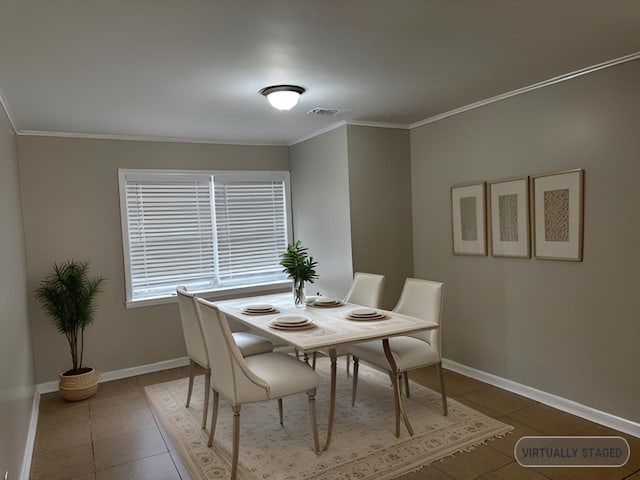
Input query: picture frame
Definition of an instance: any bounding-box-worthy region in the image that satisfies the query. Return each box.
[488,176,530,258]
[451,181,487,256]
[531,168,584,261]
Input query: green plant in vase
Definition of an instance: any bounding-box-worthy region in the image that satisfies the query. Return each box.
[35,260,106,401]
[280,240,318,307]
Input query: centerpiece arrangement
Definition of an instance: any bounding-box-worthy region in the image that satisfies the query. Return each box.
[35,260,106,401]
[280,240,318,308]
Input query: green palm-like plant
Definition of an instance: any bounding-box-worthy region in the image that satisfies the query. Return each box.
[280,240,318,305]
[35,260,105,375]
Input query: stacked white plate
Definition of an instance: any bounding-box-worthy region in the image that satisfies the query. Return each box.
[242,303,278,315]
[344,308,388,321]
[269,315,316,330]
[310,297,343,308]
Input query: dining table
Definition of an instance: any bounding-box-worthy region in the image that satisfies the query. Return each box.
[215,292,439,450]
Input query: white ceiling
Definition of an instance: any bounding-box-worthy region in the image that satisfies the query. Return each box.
[1,1,639,146]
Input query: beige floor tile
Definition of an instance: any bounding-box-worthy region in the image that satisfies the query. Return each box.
[533,465,633,480]
[476,461,548,479]
[90,377,142,402]
[93,427,168,471]
[168,449,192,480]
[486,419,545,459]
[459,385,538,416]
[573,422,640,472]
[95,452,181,480]
[395,464,455,479]
[91,407,157,442]
[35,420,92,454]
[432,444,513,480]
[135,367,189,387]
[38,401,90,429]
[30,442,94,480]
[505,404,595,436]
[89,390,149,420]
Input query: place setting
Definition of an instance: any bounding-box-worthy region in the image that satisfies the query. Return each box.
[306,296,344,308]
[268,314,317,330]
[344,308,389,321]
[241,303,279,315]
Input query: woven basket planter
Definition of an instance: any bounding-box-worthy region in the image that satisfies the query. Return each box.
[59,367,99,401]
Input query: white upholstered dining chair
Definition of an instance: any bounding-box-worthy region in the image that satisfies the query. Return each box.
[195,297,321,480]
[349,278,447,437]
[312,272,385,373]
[175,287,273,429]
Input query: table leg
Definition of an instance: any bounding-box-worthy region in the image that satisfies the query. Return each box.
[323,347,337,450]
[383,339,414,437]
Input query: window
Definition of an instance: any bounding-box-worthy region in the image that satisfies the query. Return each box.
[119,169,291,305]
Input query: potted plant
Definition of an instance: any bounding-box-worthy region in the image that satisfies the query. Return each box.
[35,260,106,401]
[280,240,318,308]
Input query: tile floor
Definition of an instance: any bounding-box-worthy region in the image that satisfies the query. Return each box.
[30,364,639,480]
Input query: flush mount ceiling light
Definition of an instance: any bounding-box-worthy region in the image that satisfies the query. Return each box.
[259,85,306,111]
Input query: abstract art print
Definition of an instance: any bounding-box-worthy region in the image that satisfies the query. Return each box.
[532,169,584,261]
[451,182,487,256]
[488,176,530,258]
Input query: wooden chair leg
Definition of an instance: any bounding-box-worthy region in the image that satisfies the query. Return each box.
[404,371,410,398]
[230,404,241,480]
[207,390,219,447]
[436,361,448,416]
[351,356,359,407]
[307,389,320,454]
[278,398,284,426]
[186,359,195,408]
[202,368,211,429]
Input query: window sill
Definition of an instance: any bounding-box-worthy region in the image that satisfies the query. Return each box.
[124,280,292,309]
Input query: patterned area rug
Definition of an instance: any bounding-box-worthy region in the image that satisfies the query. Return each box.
[145,358,512,480]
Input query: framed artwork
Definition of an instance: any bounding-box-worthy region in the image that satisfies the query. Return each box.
[488,176,530,258]
[451,181,487,256]
[531,169,584,261]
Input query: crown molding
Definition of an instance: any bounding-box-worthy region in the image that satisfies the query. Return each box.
[411,51,640,129]
[346,120,410,130]
[288,120,347,146]
[16,129,288,147]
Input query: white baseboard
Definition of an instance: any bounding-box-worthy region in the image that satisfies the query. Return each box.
[20,389,40,480]
[35,356,190,394]
[442,358,640,439]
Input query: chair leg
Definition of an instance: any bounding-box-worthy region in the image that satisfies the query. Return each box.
[230,404,241,480]
[404,371,410,398]
[346,354,351,377]
[202,368,211,429]
[312,351,317,370]
[436,361,448,416]
[307,389,320,454]
[207,390,219,447]
[351,356,359,407]
[278,398,284,426]
[186,359,195,408]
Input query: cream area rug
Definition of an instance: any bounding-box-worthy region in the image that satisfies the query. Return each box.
[145,358,512,480]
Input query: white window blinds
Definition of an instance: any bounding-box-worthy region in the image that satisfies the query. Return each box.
[214,177,288,286]
[119,170,291,304]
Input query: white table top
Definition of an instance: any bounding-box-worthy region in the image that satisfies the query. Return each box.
[216,293,438,353]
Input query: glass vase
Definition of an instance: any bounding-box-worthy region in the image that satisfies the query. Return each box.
[293,278,306,308]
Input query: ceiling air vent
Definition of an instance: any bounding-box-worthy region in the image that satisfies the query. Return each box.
[307,107,346,117]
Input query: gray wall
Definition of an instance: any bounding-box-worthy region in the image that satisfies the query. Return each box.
[289,126,354,299]
[411,59,640,422]
[17,136,289,383]
[346,125,413,309]
[0,103,35,477]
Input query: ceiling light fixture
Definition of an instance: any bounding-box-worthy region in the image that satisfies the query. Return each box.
[259,85,306,111]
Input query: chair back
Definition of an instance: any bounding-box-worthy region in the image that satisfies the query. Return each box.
[195,298,269,404]
[176,287,209,368]
[344,272,385,308]
[393,278,444,353]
